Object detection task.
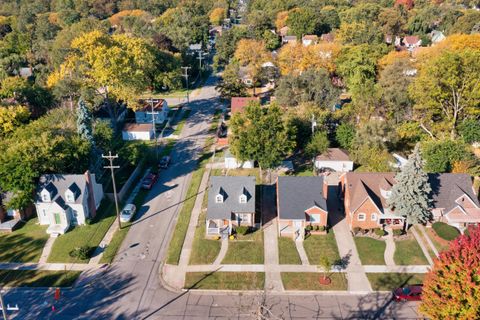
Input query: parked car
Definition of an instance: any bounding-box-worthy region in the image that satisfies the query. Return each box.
[120,204,136,222]
[159,156,171,169]
[142,173,158,190]
[393,285,423,301]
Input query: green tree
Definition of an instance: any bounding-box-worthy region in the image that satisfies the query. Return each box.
[262,29,280,51]
[0,105,30,136]
[76,98,93,144]
[287,8,317,38]
[230,103,296,171]
[215,62,248,99]
[388,144,432,230]
[422,140,474,173]
[459,119,480,144]
[335,123,356,150]
[305,131,329,158]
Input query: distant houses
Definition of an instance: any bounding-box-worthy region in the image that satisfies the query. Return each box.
[122,123,155,141]
[231,97,259,114]
[135,99,169,124]
[314,148,353,172]
[0,191,34,231]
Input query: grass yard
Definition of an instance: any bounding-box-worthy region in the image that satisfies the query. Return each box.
[278,237,301,264]
[432,222,460,241]
[303,233,341,265]
[0,270,81,287]
[426,227,450,253]
[166,167,205,264]
[394,238,429,265]
[282,272,348,291]
[0,218,48,263]
[366,273,425,291]
[185,272,265,290]
[173,109,191,135]
[222,230,264,264]
[354,237,386,265]
[47,199,116,263]
[226,168,262,184]
[189,211,221,265]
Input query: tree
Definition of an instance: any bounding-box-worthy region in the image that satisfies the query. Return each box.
[409,49,480,139]
[422,140,474,173]
[277,43,340,75]
[262,30,280,51]
[335,123,356,150]
[215,62,248,99]
[378,7,406,36]
[0,105,30,136]
[76,98,94,144]
[459,119,480,144]
[230,103,296,171]
[337,21,384,45]
[306,131,329,158]
[319,256,332,282]
[234,39,270,95]
[209,7,225,26]
[420,227,480,319]
[388,144,432,230]
[286,8,317,38]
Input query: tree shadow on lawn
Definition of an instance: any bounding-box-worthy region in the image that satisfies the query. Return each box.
[0,233,47,263]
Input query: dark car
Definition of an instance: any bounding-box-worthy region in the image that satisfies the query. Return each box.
[393,285,423,301]
[141,173,158,190]
[159,156,171,169]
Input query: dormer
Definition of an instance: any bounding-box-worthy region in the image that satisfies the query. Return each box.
[239,187,249,204]
[40,183,57,202]
[379,178,392,199]
[65,183,81,203]
[216,187,226,203]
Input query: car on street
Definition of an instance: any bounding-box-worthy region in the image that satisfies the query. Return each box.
[142,173,158,190]
[393,285,423,301]
[120,204,136,222]
[159,156,171,169]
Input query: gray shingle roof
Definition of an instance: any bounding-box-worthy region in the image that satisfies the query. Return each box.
[429,173,479,212]
[36,174,87,205]
[207,176,256,220]
[277,176,327,220]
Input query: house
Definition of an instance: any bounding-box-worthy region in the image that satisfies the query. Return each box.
[320,33,334,43]
[206,176,256,236]
[314,148,353,172]
[403,36,422,50]
[94,103,128,128]
[231,97,259,114]
[277,176,329,241]
[430,30,446,44]
[188,43,202,53]
[282,35,297,45]
[0,191,34,231]
[341,173,406,231]
[302,35,318,46]
[429,173,480,231]
[279,26,290,37]
[238,66,253,86]
[122,123,154,141]
[35,171,104,236]
[224,149,254,169]
[395,0,414,10]
[135,99,169,124]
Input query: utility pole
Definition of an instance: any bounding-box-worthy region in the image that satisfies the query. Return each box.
[0,290,8,320]
[102,152,121,230]
[146,99,159,160]
[311,114,317,134]
[181,66,191,104]
[197,51,205,70]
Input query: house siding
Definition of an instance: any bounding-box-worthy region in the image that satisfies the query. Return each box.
[351,200,382,229]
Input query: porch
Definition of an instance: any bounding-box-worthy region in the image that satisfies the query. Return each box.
[206,219,231,237]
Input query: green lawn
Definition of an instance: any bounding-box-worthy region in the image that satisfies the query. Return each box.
[394,238,429,265]
[166,167,205,264]
[282,272,348,291]
[47,199,116,263]
[354,237,386,265]
[432,222,460,241]
[189,211,221,265]
[278,237,301,264]
[173,109,191,135]
[185,272,264,290]
[426,228,450,253]
[303,233,340,265]
[366,273,425,291]
[222,230,264,264]
[0,218,48,262]
[0,270,81,287]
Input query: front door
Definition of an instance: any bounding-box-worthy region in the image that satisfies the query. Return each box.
[294,220,303,241]
[54,213,61,225]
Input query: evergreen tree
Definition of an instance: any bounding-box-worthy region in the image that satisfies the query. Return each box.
[387,144,432,229]
[76,98,94,145]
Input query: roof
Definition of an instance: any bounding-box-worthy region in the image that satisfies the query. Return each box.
[207,176,256,220]
[344,173,396,214]
[122,123,154,132]
[320,33,334,42]
[404,36,420,45]
[316,148,351,162]
[94,103,127,119]
[136,99,166,112]
[231,97,259,114]
[36,174,88,206]
[429,173,479,213]
[277,176,327,220]
[302,35,318,41]
[283,36,297,41]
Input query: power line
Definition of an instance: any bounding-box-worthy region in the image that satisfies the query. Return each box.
[102,152,121,230]
[197,51,205,70]
[146,99,160,160]
[181,67,191,104]
[0,290,8,320]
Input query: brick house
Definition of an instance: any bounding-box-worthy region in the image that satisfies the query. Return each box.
[277,176,329,241]
[230,97,259,114]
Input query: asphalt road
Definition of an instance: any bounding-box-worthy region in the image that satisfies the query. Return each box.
[2,74,422,319]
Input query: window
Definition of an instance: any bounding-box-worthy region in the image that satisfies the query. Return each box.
[310,214,321,223]
[357,213,366,221]
[42,209,47,217]
[371,213,377,221]
[239,194,247,204]
[42,194,49,202]
[215,194,223,203]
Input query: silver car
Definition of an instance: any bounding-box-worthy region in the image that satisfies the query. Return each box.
[120,204,136,222]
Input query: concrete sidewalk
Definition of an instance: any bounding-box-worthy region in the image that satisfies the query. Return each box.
[384,230,396,266]
[263,220,284,292]
[38,237,56,264]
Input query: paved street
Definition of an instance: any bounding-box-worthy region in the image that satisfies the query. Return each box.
[1,74,422,319]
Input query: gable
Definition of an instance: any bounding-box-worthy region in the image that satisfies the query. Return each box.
[305,206,327,215]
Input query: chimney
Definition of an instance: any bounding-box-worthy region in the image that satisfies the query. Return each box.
[84,170,97,219]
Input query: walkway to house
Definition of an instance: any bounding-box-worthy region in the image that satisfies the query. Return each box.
[384,229,396,266]
[213,238,228,265]
[295,240,310,265]
[416,225,439,258]
[38,237,56,264]
[410,226,434,266]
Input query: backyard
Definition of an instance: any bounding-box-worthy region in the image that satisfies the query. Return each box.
[185,272,265,290]
[303,232,341,265]
[354,237,386,265]
[0,218,48,263]
[394,238,429,265]
[366,273,425,291]
[222,229,264,264]
[282,272,348,291]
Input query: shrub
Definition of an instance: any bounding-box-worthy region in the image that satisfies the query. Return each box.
[235,226,248,235]
[305,225,313,231]
[393,229,404,236]
[432,222,460,241]
[353,227,361,235]
[374,228,386,237]
[69,245,93,260]
[318,225,325,232]
[363,228,370,234]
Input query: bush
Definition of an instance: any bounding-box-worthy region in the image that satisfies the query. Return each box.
[69,245,93,260]
[393,229,404,236]
[318,225,325,232]
[374,228,386,237]
[363,228,370,234]
[432,222,460,241]
[235,226,248,235]
[353,227,362,235]
[305,225,313,231]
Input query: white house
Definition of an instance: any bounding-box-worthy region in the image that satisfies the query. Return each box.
[122,123,154,141]
[314,148,353,172]
[35,171,104,236]
[135,99,169,124]
[224,149,254,169]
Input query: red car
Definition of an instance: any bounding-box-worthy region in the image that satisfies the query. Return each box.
[393,285,423,301]
[141,173,158,190]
